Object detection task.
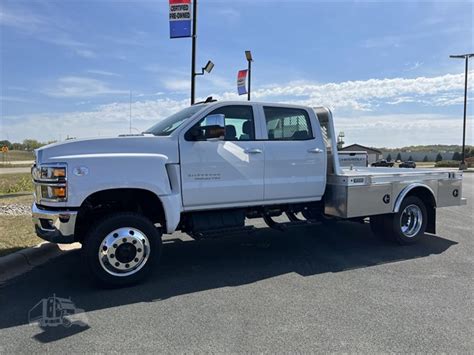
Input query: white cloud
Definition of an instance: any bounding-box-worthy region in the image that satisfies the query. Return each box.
[43,77,128,98]
[1,5,96,59]
[335,114,471,147]
[86,70,120,77]
[162,79,190,91]
[0,6,46,33]
[3,72,472,146]
[3,98,189,141]
[248,72,472,111]
[75,49,96,59]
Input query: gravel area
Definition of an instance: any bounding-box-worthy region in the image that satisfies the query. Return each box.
[0,204,31,216]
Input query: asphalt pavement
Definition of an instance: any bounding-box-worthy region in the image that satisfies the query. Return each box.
[0,175,472,353]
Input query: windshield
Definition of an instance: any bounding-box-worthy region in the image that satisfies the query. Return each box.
[144,105,205,136]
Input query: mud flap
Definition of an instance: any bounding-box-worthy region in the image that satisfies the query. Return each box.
[426,206,436,234]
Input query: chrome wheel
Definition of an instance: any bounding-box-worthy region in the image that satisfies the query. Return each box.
[400,204,423,238]
[98,227,150,277]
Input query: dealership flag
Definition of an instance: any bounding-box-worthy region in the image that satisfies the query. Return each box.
[237,70,248,95]
[169,0,192,38]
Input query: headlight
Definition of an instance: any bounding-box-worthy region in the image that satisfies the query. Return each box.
[40,185,67,201]
[32,164,68,202]
[35,166,66,182]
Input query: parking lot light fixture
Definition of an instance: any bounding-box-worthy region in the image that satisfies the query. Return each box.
[450,53,474,170]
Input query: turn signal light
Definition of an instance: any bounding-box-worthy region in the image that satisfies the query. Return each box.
[52,187,66,198]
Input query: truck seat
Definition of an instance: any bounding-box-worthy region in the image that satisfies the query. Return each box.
[225,125,237,140]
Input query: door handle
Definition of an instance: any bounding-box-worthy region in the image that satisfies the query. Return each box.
[244,148,263,154]
[308,148,323,153]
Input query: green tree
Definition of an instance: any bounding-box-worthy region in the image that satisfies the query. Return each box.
[452,151,461,161]
[386,153,392,161]
[12,142,23,150]
[423,155,429,162]
[22,139,43,151]
[396,153,402,161]
[435,153,443,162]
[0,140,12,149]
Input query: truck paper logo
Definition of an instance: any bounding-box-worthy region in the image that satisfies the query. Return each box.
[28,294,88,328]
[188,173,221,181]
[169,0,192,38]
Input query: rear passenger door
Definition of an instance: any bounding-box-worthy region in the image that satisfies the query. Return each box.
[261,106,326,201]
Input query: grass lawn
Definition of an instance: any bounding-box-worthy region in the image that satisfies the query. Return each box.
[0,173,33,194]
[0,192,38,257]
[0,215,43,256]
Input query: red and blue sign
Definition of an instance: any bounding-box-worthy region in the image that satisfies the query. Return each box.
[237,70,248,95]
[169,0,192,38]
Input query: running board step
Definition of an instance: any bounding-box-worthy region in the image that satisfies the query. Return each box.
[263,214,319,232]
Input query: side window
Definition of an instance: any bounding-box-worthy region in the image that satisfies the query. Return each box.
[264,107,313,141]
[188,105,255,141]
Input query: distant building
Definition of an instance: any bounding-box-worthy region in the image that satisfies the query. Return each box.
[340,144,382,164]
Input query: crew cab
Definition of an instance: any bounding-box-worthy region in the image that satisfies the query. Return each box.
[31,101,467,286]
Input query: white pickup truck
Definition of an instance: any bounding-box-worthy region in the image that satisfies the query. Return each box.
[31,101,466,286]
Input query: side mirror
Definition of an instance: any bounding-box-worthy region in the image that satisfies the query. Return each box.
[198,114,225,141]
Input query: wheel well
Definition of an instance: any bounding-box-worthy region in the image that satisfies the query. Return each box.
[74,188,166,242]
[405,186,436,209]
[404,186,437,234]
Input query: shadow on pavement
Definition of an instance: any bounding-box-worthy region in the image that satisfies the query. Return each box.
[0,221,457,342]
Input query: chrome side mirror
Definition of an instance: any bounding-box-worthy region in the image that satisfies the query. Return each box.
[200,114,225,141]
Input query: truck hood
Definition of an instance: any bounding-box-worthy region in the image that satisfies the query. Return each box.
[35,135,179,164]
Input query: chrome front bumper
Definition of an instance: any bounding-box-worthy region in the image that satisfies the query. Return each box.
[32,203,77,243]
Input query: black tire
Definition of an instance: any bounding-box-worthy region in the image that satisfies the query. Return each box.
[386,196,427,245]
[82,212,162,287]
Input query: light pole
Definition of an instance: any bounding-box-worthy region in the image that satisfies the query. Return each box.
[190,0,198,105]
[194,60,214,77]
[450,53,473,170]
[245,50,253,101]
[189,0,214,105]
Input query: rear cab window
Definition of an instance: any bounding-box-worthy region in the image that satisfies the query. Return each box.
[263,106,313,141]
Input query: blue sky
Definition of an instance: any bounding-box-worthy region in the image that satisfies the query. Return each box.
[1,0,473,147]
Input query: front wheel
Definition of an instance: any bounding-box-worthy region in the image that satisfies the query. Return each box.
[83,212,162,287]
[387,196,427,245]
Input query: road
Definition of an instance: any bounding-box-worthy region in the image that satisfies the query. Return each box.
[0,175,472,353]
[0,167,31,175]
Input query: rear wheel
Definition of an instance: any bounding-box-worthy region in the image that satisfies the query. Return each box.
[387,196,427,245]
[83,212,162,287]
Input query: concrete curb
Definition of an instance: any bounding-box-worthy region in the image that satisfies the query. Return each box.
[0,242,81,284]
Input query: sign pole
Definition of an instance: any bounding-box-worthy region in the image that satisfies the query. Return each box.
[247,59,251,101]
[190,0,197,105]
[461,56,468,168]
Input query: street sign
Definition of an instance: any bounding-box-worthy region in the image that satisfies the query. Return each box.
[237,70,248,95]
[169,0,192,38]
[1,146,8,153]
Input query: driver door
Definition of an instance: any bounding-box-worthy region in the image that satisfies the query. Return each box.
[179,105,264,209]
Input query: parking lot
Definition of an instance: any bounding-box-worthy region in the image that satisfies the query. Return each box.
[0,174,472,353]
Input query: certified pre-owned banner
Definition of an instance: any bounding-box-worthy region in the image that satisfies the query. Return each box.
[237,70,248,95]
[169,0,192,38]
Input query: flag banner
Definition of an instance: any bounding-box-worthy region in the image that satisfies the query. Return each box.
[237,70,248,95]
[169,0,192,38]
